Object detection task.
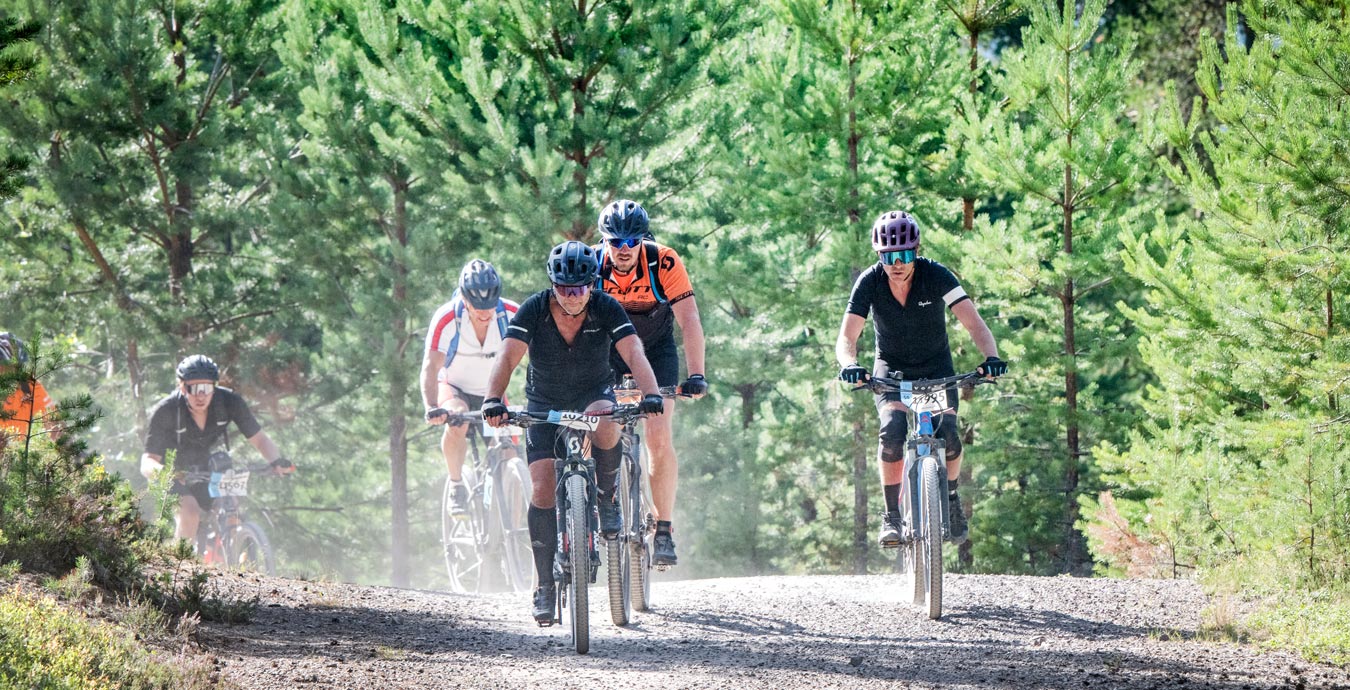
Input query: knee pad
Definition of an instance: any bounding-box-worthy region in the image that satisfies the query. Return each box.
[938,415,963,461]
[877,407,908,463]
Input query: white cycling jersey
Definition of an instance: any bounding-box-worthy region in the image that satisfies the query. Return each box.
[425,296,520,397]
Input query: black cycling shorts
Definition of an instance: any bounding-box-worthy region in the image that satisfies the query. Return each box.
[611,336,680,389]
[524,388,617,464]
[172,478,215,511]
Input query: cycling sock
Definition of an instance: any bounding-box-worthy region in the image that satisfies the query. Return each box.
[947,478,960,498]
[656,520,673,536]
[593,443,622,500]
[883,483,901,514]
[528,505,557,585]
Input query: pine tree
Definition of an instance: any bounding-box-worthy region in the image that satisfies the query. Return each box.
[0,12,38,200]
[960,0,1150,573]
[1104,1,1350,585]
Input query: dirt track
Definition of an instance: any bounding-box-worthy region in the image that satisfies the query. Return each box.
[199,571,1350,689]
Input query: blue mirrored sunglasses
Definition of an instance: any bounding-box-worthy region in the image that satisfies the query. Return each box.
[553,283,590,298]
[879,249,917,265]
[606,237,641,249]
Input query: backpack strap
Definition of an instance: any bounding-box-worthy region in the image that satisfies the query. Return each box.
[494,300,510,339]
[442,291,465,370]
[644,240,667,304]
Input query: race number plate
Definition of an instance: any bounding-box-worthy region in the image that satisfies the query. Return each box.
[547,411,601,431]
[900,382,951,414]
[209,469,250,498]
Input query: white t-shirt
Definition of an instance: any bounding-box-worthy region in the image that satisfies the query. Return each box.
[424,297,520,397]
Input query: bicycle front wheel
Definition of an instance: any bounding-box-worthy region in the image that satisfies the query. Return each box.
[564,473,591,654]
[608,455,635,626]
[919,455,944,619]
[495,456,534,593]
[227,521,276,575]
[442,474,487,593]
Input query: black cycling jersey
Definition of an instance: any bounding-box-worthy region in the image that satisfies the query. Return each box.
[144,387,262,471]
[846,258,970,380]
[506,289,637,404]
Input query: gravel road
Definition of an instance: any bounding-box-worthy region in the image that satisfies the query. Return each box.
[199,570,1350,689]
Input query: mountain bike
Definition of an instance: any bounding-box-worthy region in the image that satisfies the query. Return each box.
[503,405,650,655]
[850,371,992,619]
[439,411,533,594]
[608,378,688,625]
[184,455,293,575]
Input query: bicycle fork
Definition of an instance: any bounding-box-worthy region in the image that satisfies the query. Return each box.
[553,457,601,585]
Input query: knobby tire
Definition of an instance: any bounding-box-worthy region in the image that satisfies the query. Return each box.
[565,473,591,654]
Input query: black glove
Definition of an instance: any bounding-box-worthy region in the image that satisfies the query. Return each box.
[480,397,508,420]
[679,374,708,397]
[425,407,449,423]
[270,457,296,475]
[638,394,665,416]
[978,356,1007,378]
[839,364,870,384]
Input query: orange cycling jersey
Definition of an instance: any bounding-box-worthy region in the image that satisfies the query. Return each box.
[597,243,694,314]
[596,241,695,345]
[1,379,52,443]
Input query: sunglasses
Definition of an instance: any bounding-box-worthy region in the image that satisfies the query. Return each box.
[879,249,917,265]
[184,382,216,396]
[606,237,641,249]
[553,284,591,298]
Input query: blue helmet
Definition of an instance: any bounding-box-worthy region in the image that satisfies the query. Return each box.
[546,241,600,286]
[458,259,502,309]
[598,199,651,240]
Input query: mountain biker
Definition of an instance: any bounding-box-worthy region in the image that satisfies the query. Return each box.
[593,199,706,567]
[420,259,521,514]
[140,355,294,543]
[0,332,55,449]
[834,211,1007,546]
[482,240,664,623]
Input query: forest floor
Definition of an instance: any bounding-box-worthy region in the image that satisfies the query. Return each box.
[195,568,1350,689]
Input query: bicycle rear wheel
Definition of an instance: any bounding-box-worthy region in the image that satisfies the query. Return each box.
[919,455,944,619]
[227,521,276,575]
[495,456,534,593]
[564,473,591,654]
[442,474,488,593]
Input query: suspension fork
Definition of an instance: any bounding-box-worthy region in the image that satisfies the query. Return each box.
[553,449,599,576]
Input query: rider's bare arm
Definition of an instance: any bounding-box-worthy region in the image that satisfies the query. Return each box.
[671,296,706,377]
[835,312,866,368]
[615,334,660,396]
[485,338,526,400]
[247,429,283,464]
[140,452,164,480]
[951,300,999,359]
[419,347,441,410]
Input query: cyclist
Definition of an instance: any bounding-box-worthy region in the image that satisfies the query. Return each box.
[482,240,664,623]
[835,211,1007,546]
[140,355,294,542]
[593,199,706,567]
[420,259,520,514]
[0,332,54,450]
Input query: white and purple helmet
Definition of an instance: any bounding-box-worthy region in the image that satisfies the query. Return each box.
[871,211,920,251]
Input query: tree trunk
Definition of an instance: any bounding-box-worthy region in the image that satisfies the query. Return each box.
[388,178,412,588]
[1061,157,1086,574]
[851,418,868,575]
[962,29,979,232]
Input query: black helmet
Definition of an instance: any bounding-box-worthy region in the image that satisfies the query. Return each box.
[0,332,27,365]
[598,199,650,240]
[176,354,220,382]
[458,259,502,310]
[547,241,600,286]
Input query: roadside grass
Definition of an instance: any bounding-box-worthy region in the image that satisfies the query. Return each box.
[0,584,228,689]
[1244,589,1350,666]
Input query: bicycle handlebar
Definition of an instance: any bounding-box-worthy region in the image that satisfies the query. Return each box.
[499,405,651,430]
[846,371,995,395]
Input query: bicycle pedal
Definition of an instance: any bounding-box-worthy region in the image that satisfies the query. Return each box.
[654,564,672,572]
[880,542,901,550]
[536,619,556,628]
